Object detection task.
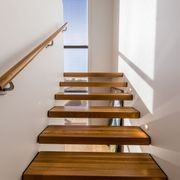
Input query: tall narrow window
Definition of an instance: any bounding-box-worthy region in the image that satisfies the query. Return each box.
[63,0,88,72]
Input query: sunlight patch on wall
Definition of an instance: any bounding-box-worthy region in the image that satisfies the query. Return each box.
[119,0,157,80]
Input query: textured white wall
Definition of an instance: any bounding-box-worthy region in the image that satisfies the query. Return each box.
[114,0,180,179]
[88,0,114,72]
[0,0,64,179]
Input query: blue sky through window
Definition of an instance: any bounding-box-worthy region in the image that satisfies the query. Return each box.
[63,0,88,45]
[63,0,88,72]
[64,49,88,72]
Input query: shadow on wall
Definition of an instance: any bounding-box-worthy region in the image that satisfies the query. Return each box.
[118,0,180,179]
[119,52,154,88]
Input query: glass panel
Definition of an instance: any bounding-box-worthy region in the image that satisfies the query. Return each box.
[64,49,88,72]
[63,0,88,72]
[63,0,88,45]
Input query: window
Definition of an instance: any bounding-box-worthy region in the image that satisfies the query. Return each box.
[63,0,88,72]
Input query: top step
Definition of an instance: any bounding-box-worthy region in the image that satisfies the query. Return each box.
[64,72,123,78]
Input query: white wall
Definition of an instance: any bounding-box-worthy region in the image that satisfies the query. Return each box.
[88,0,114,72]
[112,0,120,72]
[0,1,64,179]
[114,0,180,179]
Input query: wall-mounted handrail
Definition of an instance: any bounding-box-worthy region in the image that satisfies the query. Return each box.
[0,22,68,91]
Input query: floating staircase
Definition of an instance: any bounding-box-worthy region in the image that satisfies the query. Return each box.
[23,72,167,180]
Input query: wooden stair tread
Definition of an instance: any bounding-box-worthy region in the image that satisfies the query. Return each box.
[55,92,133,100]
[38,125,150,145]
[64,72,123,78]
[23,152,167,180]
[48,106,140,118]
[60,81,128,87]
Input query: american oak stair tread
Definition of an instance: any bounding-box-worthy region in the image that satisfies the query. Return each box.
[64,72,123,78]
[48,106,140,118]
[60,81,128,87]
[38,125,150,145]
[23,152,167,180]
[55,92,133,100]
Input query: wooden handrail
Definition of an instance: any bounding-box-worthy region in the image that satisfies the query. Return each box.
[0,22,68,91]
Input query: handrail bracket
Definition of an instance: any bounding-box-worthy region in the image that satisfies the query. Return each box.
[63,26,68,32]
[46,40,54,48]
[0,82,15,95]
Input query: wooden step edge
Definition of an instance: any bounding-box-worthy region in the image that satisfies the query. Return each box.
[149,154,169,180]
[59,81,128,87]
[55,93,133,101]
[22,152,39,179]
[47,106,141,119]
[63,72,124,78]
[38,126,151,145]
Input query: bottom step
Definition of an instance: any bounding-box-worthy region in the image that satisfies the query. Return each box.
[23,152,167,180]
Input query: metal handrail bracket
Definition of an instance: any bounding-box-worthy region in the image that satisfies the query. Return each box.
[0,82,15,95]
